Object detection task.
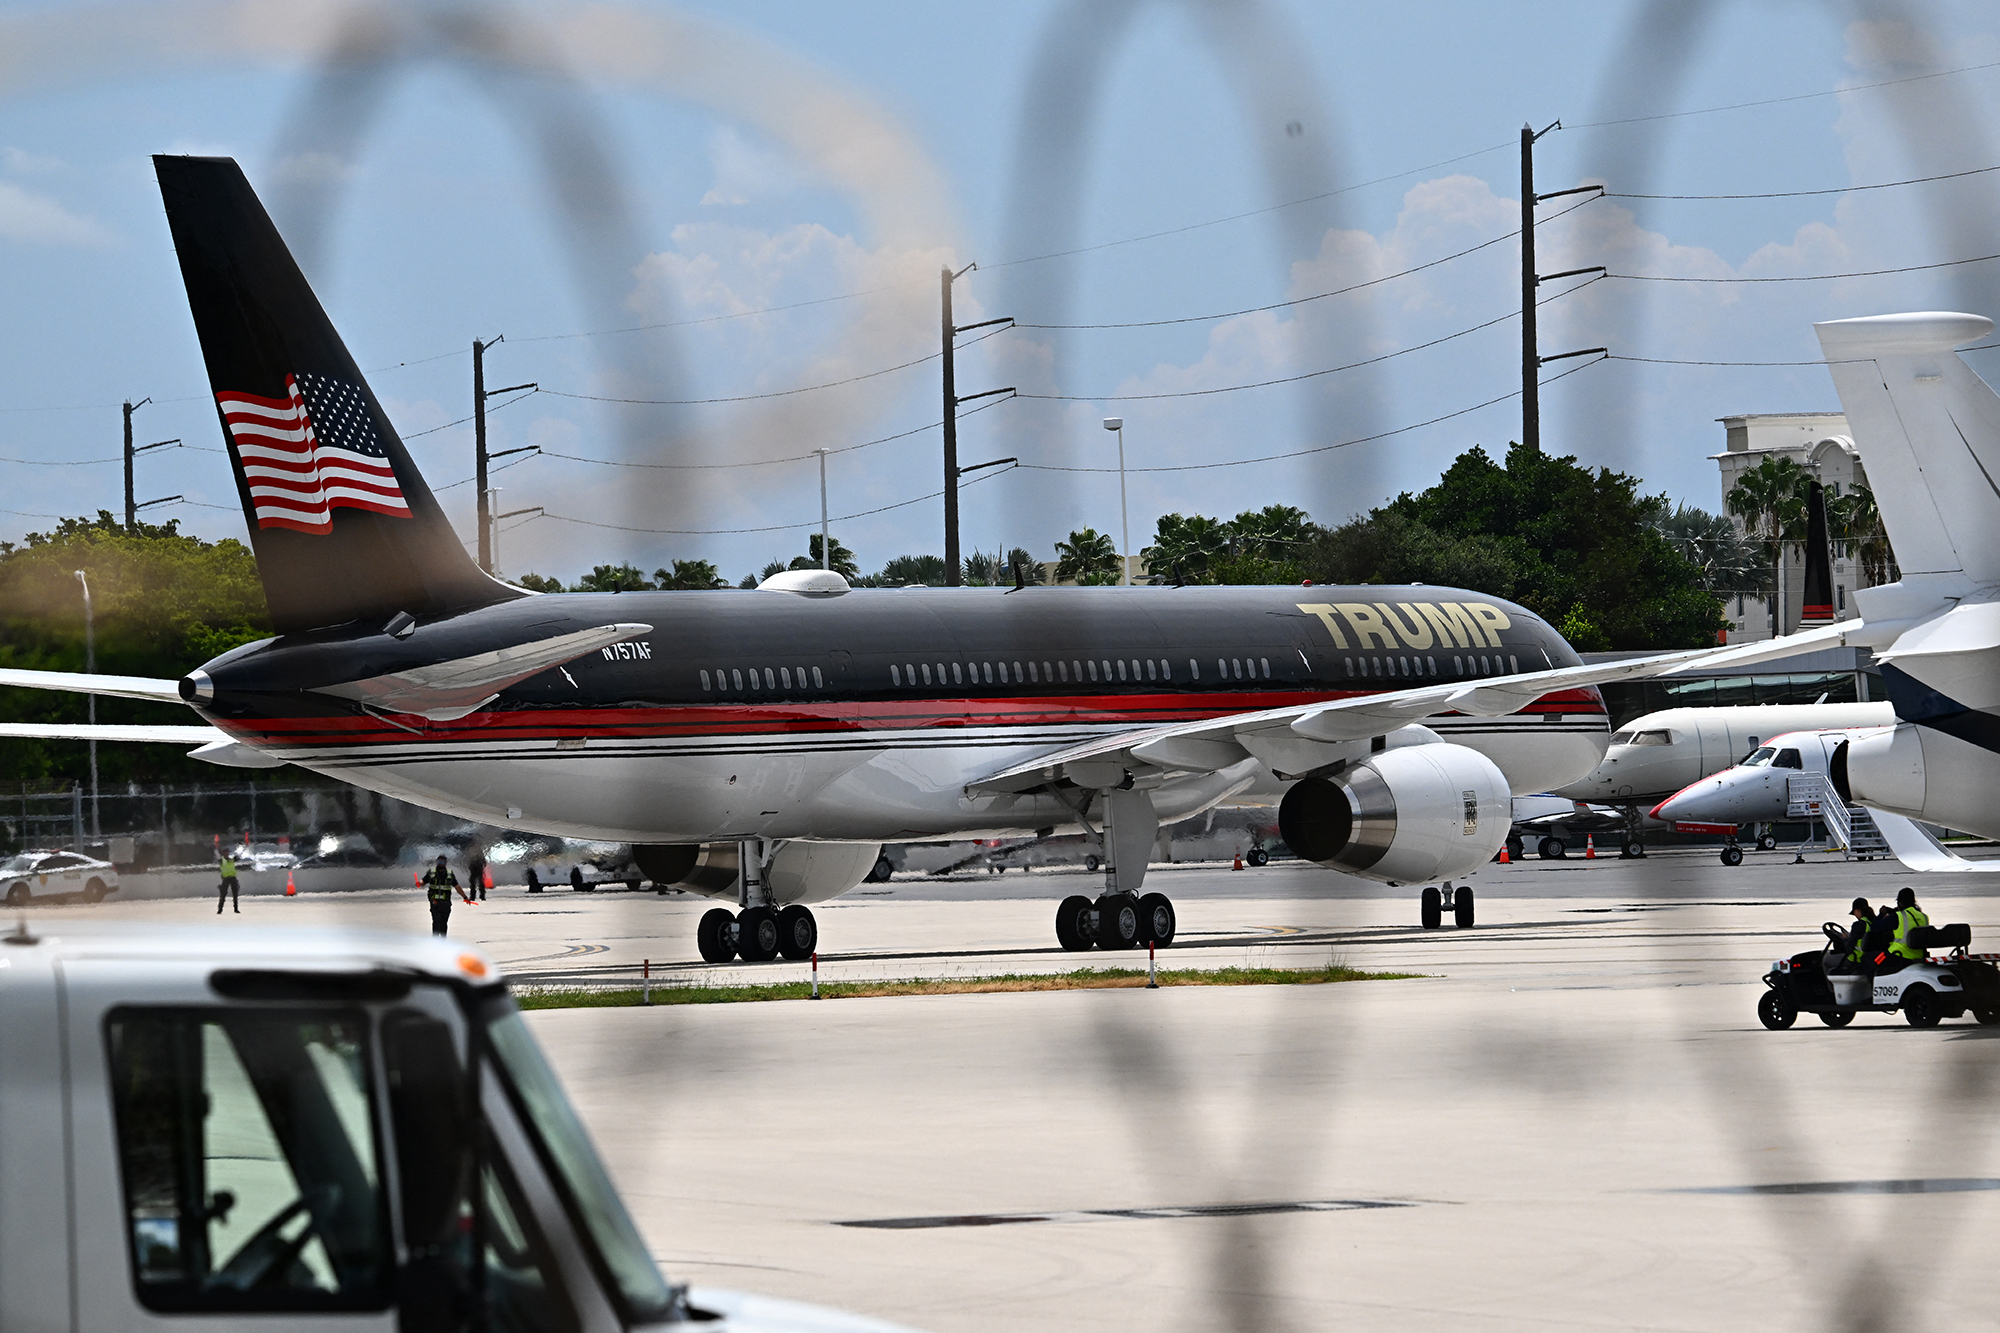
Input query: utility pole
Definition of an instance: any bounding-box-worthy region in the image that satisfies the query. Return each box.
[121,400,177,527]
[473,337,537,574]
[1519,121,1605,452]
[939,264,1014,586]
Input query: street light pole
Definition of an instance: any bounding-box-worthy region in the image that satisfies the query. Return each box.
[814,448,830,569]
[73,570,97,839]
[1102,418,1129,585]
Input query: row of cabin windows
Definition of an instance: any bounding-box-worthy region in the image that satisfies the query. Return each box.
[886,657,1280,689]
[702,665,825,694]
[1346,653,1518,679]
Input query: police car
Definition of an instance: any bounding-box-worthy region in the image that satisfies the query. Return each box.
[1,849,119,905]
[1759,920,2000,1028]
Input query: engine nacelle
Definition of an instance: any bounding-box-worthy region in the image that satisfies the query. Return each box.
[632,843,739,897]
[764,841,884,905]
[1277,742,1511,884]
[1842,723,2000,841]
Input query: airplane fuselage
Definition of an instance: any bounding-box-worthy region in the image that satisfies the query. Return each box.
[187,584,1608,845]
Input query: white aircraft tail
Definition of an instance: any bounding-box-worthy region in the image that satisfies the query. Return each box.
[1815,312,2000,589]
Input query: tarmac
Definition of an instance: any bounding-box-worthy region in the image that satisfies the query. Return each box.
[30,846,2000,1328]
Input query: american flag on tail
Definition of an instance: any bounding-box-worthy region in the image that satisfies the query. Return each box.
[215,372,410,534]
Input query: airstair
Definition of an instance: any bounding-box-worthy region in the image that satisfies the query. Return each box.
[1788,773,1889,860]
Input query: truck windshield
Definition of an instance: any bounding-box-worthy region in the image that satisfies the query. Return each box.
[483,1009,676,1320]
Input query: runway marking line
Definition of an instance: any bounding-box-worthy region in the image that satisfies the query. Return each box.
[834,1197,1435,1229]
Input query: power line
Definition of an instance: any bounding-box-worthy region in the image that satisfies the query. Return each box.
[522,459,1017,537]
[402,385,539,440]
[530,394,1013,473]
[1610,250,2000,284]
[1570,56,2000,128]
[1606,340,2000,368]
[1016,195,1601,333]
[1016,276,1600,403]
[1608,161,2000,201]
[1015,357,1601,475]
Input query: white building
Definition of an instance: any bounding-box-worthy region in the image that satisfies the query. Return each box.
[1711,411,1877,644]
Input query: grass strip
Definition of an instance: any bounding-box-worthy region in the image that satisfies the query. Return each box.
[513,963,1422,1010]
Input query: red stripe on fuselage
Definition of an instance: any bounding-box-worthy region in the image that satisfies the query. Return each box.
[209,686,1606,749]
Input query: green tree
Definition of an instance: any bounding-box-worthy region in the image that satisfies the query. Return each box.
[785,533,859,579]
[0,513,271,784]
[1227,504,1311,560]
[1005,546,1047,586]
[1829,483,1896,586]
[571,563,654,592]
[513,572,566,593]
[1724,455,1810,598]
[1644,501,1768,591]
[874,554,947,587]
[1142,513,1233,583]
[653,559,727,590]
[1054,528,1121,584]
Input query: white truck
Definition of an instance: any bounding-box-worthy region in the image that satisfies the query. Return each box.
[0,920,910,1332]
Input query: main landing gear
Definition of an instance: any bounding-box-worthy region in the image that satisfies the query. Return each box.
[696,903,818,963]
[1419,881,1474,930]
[1055,891,1177,952]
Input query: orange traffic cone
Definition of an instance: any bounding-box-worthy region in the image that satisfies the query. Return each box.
[1585,834,1596,859]
[284,868,297,897]
[1498,843,1510,864]
[1232,852,1244,871]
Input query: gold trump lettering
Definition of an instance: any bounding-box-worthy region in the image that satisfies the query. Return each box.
[1294,603,1349,649]
[1380,603,1433,650]
[1418,602,1470,648]
[1333,603,1399,649]
[1466,602,1511,647]
[1436,602,1486,649]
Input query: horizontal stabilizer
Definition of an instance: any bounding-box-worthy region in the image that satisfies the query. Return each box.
[0,668,187,704]
[314,623,653,721]
[1868,808,2000,873]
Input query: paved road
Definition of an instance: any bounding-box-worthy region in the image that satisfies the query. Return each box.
[38,848,2000,1328]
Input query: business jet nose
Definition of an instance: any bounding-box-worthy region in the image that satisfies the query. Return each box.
[1653,770,1756,826]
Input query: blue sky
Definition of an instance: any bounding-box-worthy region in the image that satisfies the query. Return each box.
[3,0,1999,585]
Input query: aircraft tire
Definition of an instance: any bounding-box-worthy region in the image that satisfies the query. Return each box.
[1538,837,1565,860]
[1096,895,1140,950]
[866,855,893,883]
[696,908,736,963]
[1246,848,1269,867]
[1757,832,1778,852]
[1420,886,1441,930]
[1085,855,1101,873]
[737,907,780,963]
[1137,892,1176,946]
[1453,885,1475,929]
[777,905,817,960]
[1623,839,1645,859]
[1721,845,1744,867]
[1055,895,1095,951]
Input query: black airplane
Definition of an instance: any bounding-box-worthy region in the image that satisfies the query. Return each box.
[1,157,1745,960]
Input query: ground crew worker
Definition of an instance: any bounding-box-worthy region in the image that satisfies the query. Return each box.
[468,848,488,902]
[216,849,240,914]
[1829,897,1872,974]
[1889,887,1929,964]
[423,855,469,937]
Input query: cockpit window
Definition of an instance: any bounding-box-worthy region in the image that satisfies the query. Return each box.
[1743,747,1775,767]
[1772,748,1804,770]
[1627,730,1672,746]
[1607,730,1633,746]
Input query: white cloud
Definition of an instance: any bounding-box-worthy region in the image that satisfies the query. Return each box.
[0,180,112,246]
[699,125,805,207]
[1,147,65,175]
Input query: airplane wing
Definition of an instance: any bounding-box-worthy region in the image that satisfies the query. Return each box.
[0,722,222,743]
[0,668,186,703]
[969,643,1727,794]
[1868,809,2000,873]
[311,622,653,721]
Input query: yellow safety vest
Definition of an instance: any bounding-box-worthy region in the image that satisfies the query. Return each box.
[219,855,237,878]
[1890,906,1929,960]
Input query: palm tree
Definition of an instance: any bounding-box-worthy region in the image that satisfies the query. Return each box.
[1829,484,1896,586]
[653,559,727,590]
[1142,513,1232,582]
[1228,504,1311,560]
[1647,502,1768,591]
[1725,456,1811,613]
[1055,528,1121,584]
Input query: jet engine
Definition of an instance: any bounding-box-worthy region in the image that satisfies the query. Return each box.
[1278,743,1511,884]
[632,843,739,897]
[1838,725,2000,841]
[631,840,882,905]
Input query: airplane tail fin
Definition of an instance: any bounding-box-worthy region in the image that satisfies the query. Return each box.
[1815,311,2000,590]
[1798,479,1835,625]
[154,156,517,635]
